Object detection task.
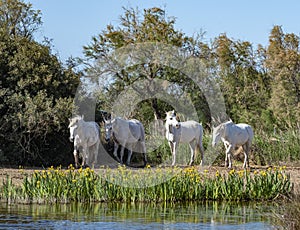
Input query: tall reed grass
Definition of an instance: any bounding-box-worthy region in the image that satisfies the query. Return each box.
[0,165,292,204]
[146,129,300,167]
[254,130,300,165]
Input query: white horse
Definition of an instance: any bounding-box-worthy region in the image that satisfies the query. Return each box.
[165,110,204,166]
[68,115,100,168]
[104,117,147,166]
[212,120,254,168]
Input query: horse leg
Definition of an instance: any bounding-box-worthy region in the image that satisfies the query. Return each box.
[73,149,79,169]
[188,141,196,166]
[119,143,126,164]
[168,141,173,165]
[198,138,205,166]
[113,142,120,162]
[126,145,133,166]
[81,143,90,168]
[81,147,86,167]
[242,142,250,168]
[94,142,99,167]
[141,141,147,167]
[90,141,100,168]
[171,142,178,166]
[225,145,234,168]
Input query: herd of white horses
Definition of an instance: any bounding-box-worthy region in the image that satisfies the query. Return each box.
[68,111,254,169]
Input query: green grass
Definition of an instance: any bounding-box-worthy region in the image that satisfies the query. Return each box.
[0,165,292,204]
[145,129,300,167]
[254,130,300,165]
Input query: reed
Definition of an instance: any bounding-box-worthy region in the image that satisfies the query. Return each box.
[254,130,300,165]
[0,165,292,204]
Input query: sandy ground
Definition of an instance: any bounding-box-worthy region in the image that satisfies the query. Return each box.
[0,165,299,196]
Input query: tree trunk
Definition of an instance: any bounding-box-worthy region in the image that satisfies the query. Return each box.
[150,98,162,120]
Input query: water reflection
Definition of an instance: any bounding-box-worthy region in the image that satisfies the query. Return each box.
[0,201,278,229]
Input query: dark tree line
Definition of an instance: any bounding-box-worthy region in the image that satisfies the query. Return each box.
[0,0,80,166]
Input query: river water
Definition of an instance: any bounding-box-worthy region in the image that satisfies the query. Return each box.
[0,201,281,229]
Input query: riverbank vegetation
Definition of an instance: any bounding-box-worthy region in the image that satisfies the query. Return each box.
[0,165,292,204]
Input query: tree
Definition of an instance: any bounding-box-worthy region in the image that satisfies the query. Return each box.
[266,25,300,129]
[0,0,80,165]
[0,0,41,38]
[83,7,211,125]
[213,34,271,127]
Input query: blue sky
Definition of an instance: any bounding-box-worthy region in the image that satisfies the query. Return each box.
[26,0,300,62]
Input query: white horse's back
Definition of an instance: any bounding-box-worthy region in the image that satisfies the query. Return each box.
[228,123,253,146]
[114,118,144,144]
[104,117,147,166]
[179,120,203,143]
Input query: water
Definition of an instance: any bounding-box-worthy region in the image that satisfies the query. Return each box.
[0,201,280,229]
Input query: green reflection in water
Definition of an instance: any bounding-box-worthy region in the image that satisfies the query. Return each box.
[0,201,280,226]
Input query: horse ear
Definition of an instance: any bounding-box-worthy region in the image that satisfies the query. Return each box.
[101,113,106,123]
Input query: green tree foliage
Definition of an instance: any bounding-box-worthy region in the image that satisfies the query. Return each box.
[83,7,211,124]
[83,7,300,135]
[0,0,41,38]
[213,34,272,128]
[1,3,299,167]
[0,0,80,165]
[266,25,300,129]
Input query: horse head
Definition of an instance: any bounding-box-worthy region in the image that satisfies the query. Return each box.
[165,110,180,129]
[69,125,77,142]
[212,120,233,147]
[104,118,116,142]
[68,115,84,142]
[212,123,224,147]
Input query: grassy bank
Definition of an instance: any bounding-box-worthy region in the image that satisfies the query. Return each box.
[0,165,292,204]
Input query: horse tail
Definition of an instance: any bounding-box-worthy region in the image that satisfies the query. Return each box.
[195,124,204,160]
[245,125,254,144]
[139,122,146,142]
[132,122,146,154]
